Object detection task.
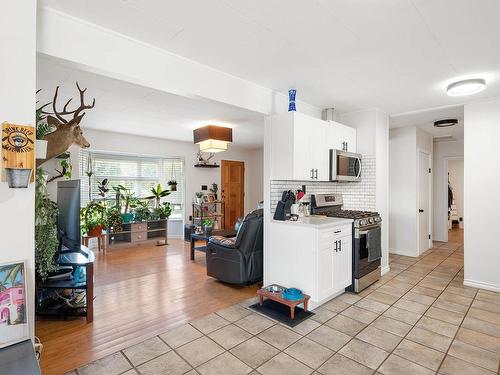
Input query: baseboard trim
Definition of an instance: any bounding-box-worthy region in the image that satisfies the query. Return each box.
[464,279,500,293]
[381,265,391,276]
[389,248,418,257]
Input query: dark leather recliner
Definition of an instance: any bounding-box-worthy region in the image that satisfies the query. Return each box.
[206,209,263,284]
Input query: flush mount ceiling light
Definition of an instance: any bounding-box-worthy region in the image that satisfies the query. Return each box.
[446,78,486,96]
[193,125,232,153]
[434,118,458,128]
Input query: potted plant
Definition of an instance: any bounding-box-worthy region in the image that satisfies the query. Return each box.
[5,168,33,188]
[35,108,51,159]
[134,200,151,222]
[152,202,172,220]
[168,179,177,192]
[35,168,59,280]
[209,183,218,200]
[112,185,137,223]
[194,192,204,205]
[146,183,171,208]
[106,207,123,233]
[97,178,109,206]
[81,201,106,236]
[202,218,214,235]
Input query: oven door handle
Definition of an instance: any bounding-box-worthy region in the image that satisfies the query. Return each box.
[355,157,362,179]
[359,225,381,235]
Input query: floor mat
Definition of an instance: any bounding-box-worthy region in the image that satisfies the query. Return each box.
[249,299,315,327]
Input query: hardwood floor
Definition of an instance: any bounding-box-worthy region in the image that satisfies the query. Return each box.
[36,239,260,375]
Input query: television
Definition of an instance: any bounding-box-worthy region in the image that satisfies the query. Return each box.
[57,180,85,255]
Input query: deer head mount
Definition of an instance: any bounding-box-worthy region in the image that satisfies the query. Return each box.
[36,82,95,166]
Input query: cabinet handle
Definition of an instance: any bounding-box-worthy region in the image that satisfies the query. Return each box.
[334,230,341,234]
[310,169,314,179]
[345,142,348,151]
[314,169,318,179]
[339,240,342,252]
[334,240,338,252]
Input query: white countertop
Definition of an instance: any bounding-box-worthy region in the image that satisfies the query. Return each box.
[272,216,353,228]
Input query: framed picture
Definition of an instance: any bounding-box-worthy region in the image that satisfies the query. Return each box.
[202,195,210,203]
[0,261,29,349]
[206,193,216,202]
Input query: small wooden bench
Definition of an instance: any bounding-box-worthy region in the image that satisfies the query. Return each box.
[257,285,310,320]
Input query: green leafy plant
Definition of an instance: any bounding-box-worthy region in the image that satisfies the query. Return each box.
[195,192,204,198]
[60,159,72,179]
[97,178,109,205]
[111,185,137,214]
[202,218,214,227]
[35,108,53,140]
[152,202,172,220]
[35,168,59,281]
[134,200,151,221]
[106,207,123,233]
[146,183,171,208]
[81,201,107,235]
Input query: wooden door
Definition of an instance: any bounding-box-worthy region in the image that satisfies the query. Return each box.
[221,160,245,230]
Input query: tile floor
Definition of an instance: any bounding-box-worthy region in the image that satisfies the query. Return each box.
[66,233,500,375]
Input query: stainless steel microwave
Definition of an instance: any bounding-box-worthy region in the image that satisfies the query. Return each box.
[329,149,362,181]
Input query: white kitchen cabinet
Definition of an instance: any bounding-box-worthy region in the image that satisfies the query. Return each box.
[326,121,357,153]
[271,112,329,181]
[269,219,353,309]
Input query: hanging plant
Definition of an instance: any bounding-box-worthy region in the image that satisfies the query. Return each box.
[168,179,177,191]
[35,168,59,281]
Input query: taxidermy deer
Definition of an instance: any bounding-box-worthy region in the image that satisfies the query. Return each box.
[36,82,94,166]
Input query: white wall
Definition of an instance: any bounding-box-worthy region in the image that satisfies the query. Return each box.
[432,140,464,241]
[0,1,36,340]
[448,159,464,224]
[339,109,390,273]
[61,129,263,235]
[388,126,432,256]
[464,98,500,292]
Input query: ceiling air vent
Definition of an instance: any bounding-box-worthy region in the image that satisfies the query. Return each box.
[433,135,455,143]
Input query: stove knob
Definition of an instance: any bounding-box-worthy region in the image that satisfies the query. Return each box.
[360,219,366,226]
[369,218,374,224]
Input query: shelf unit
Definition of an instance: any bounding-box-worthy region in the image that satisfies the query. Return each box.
[192,201,225,230]
[108,219,168,247]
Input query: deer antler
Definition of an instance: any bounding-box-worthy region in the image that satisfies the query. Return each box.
[43,82,96,126]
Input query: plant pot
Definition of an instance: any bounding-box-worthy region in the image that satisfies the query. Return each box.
[121,213,134,223]
[195,197,203,205]
[203,225,213,235]
[88,225,103,237]
[35,139,48,159]
[169,184,177,191]
[5,168,32,188]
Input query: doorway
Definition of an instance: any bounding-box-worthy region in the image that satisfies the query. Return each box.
[221,160,245,229]
[447,158,464,231]
[418,150,432,254]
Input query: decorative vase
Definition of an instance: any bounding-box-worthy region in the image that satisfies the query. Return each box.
[5,168,32,188]
[35,139,48,159]
[88,225,103,237]
[288,89,296,112]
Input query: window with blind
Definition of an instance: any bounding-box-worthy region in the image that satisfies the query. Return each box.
[79,151,184,219]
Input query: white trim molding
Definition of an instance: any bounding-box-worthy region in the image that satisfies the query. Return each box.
[464,279,500,293]
[381,265,391,276]
[389,248,418,257]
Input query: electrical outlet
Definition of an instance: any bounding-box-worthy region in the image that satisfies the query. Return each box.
[201,185,208,190]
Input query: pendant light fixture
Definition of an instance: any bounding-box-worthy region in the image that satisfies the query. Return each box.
[193,125,232,153]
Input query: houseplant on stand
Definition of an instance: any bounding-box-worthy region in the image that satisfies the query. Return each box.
[202,218,214,235]
[81,201,107,236]
[146,183,171,208]
[152,202,172,220]
[134,200,152,222]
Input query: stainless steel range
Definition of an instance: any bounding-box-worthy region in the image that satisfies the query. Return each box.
[310,193,382,293]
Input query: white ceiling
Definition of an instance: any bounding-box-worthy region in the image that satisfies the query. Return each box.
[39,0,500,115]
[36,55,264,148]
[390,105,464,141]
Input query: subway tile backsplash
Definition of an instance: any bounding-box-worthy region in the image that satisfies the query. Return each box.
[271,155,376,213]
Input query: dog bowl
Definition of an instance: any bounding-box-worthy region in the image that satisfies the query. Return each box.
[282,288,304,301]
[264,285,284,294]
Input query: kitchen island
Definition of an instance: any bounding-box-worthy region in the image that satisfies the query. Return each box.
[268,216,353,309]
